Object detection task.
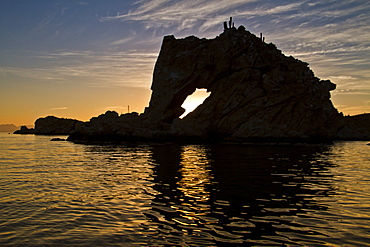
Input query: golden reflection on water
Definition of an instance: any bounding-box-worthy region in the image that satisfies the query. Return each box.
[1,133,370,246]
[177,146,213,203]
[160,145,215,225]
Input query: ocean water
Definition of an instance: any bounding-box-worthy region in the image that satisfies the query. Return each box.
[0,133,369,246]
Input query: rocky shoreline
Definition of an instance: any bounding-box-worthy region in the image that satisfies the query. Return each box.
[15,22,370,144]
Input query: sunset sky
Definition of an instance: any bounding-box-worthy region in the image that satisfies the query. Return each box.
[1,0,369,126]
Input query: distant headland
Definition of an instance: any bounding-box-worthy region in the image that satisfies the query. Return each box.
[15,19,370,143]
[0,124,18,133]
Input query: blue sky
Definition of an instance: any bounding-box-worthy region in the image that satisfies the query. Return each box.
[1,0,369,125]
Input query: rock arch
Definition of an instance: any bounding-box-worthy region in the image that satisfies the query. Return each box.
[141,27,341,140]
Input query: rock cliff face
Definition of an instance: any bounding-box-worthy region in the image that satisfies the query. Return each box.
[59,25,369,143]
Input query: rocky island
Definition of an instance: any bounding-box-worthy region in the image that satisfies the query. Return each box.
[14,116,82,135]
[15,20,370,143]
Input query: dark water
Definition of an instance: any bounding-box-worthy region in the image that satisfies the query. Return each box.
[0,133,369,246]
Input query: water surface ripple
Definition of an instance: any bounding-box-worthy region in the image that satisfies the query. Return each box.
[0,133,369,246]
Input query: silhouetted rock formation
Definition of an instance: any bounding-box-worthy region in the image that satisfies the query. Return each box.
[140,26,344,142]
[34,116,82,135]
[14,116,82,135]
[14,125,35,134]
[25,21,369,143]
[70,111,143,142]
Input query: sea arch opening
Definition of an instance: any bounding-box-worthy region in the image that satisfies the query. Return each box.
[180,89,211,118]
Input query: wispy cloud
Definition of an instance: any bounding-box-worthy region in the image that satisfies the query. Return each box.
[50,107,68,110]
[337,105,370,116]
[101,0,261,32]
[101,0,370,57]
[111,36,136,45]
[0,50,158,88]
[0,67,66,81]
[329,76,357,81]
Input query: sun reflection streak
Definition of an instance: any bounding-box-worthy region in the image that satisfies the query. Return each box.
[177,146,213,206]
